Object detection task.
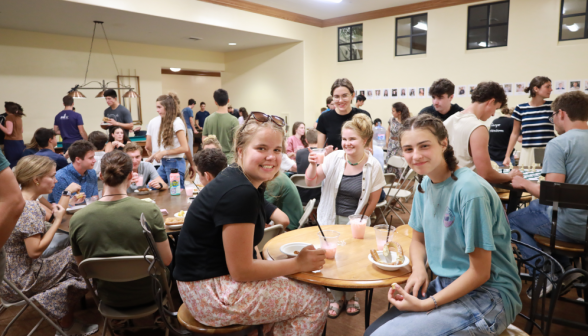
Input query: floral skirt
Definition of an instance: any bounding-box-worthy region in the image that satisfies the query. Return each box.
[177,275,329,336]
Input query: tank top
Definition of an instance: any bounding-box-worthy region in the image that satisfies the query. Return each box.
[5,114,23,141]
[443,112,486,171]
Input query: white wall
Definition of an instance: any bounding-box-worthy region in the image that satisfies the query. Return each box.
[161,74,222,114]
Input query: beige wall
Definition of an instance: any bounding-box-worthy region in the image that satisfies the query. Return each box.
[161,74,222,119]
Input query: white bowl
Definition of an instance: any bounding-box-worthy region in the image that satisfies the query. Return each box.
[166,224,183,230]
[174,212,186,218]
[368,251,410,271]
[280,242,311,257]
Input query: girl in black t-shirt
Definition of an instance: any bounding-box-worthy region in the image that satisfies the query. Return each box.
[174,112,329,335]
[105,126,130,152]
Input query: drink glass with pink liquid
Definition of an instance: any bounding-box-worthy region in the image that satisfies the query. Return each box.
[317,230,340,259]
[374,224,396,250]
[136,174,144,187]
[349,214,367,239]
[311,148,325,164]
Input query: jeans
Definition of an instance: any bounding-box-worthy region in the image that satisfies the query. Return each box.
[365,277,508,336]
[157,158,186,189]
[508,199,582,269]
[4,139,25,168]
[187,128,194,158]
[62,142,73,153]
[492,154,515,167]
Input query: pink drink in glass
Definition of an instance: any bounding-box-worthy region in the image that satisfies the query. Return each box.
[349,215,367,239]
[185,187,194,197]
[318,230,340,260]
[312,148,325,164]
[374,224,396,250]
[136,174,144,187]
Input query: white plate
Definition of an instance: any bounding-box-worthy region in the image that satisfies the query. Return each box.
[280,242,311,257]
[174,212,187,218]
[66,204,86,213]
[368,251,410,271]
[166,224,183,229]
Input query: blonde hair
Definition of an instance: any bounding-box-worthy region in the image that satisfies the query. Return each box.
[156,92,188,148]
[342,114,373,147]
[123,142,143,154]
[202,135,222,150]
[14,155,56,187]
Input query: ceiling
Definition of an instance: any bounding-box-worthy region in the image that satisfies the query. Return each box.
[0,0,298,52]
[243,0,428,20]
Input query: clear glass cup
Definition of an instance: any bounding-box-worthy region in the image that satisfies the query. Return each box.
[374,224,396,250]
[185,187,194,197]
[136,174,144,187]
[349,214,367,239]
[317,230,340,259]
[311,148,325,164]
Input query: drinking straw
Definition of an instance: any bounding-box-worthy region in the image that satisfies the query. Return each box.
[324,137,329,148]
[385,222,393,243]
[316,221,328,243]
[360,204,368,222]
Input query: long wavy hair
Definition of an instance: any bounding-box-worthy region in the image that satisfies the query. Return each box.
[156,93,187,148]
[291,121,308,147]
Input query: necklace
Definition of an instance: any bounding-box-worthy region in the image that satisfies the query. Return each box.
[346,151,366,166]
[101,193,127,198]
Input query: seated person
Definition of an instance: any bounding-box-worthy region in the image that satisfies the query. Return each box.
[104,126,130,152]
[444,81,523,183]
[89,131,108,175]
[365,114,521,336]
[49,140,99,204]
[33,127,68,170]
[1,155,97,335]
[174,119,328,334]
[295,128,322,205]
[265,172,304,231]
[201,134,222,150]
[123,142,168,193]
[281,153,297,172]
[22,129,41,156]
[70,151,172,308]
[509,91,588,281]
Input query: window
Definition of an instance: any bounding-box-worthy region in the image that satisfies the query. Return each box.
[395,14,427,56]
[338,24,363,62]
[560,0,588,41]
[467,1,509,50]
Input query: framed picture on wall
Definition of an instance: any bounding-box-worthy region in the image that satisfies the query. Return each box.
[383,89,389,98]
[418,87,426,97]
[583,80,588,93]
[375,89,382,99]
[515,83,526,95]
[457,85,466,97]
[391,88,398,97]
[469,85,477,96]
[570,80,582,91]
[408,88,416,98]
[359,90,366,96]
[554,81,566,93]
[366,90,374,99]
[400,88,407,98]
[503,84,513,95]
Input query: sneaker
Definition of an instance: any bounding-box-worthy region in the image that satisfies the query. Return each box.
[58,320,99,336]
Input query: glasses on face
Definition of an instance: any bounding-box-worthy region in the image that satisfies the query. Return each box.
[332,94,351,102]
[239,112,286,134]
[549,111,558,123]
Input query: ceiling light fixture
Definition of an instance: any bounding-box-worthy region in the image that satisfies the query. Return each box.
[413,21,428,31]
[566,23,580,32]
[478,41,487,47]
[228,42,237,45]
[67,21,138,99]
[170,68,182,72]
[188,37,202,41]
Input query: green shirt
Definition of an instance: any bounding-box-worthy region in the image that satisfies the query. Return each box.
[265,173,304,230]
[202,112,239,162]
[69,197,167,307]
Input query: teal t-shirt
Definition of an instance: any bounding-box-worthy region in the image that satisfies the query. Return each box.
[409,168,522,324]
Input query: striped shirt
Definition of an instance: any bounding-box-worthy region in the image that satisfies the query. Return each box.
[511,101,555,148]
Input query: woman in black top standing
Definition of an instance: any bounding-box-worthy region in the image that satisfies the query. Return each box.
[488,106,515,167]
[174,112,329,335]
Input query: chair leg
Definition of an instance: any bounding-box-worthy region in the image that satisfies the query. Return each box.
[26,318,44,336]
[1,303,29,336]
[256,324,264,336]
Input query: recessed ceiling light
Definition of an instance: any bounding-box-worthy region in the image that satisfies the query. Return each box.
[228,43,237,46]
[324,0,343,3]
[170,68,181,72]
[188,37,202,41]
[566,23,580,32]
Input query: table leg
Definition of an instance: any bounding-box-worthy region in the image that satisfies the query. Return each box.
[322,320,327,336]
[365,288,373,329]
[507,189,523,214]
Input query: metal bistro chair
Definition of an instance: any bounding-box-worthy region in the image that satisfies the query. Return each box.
[297,198,316,229]
[290,173,321,205]
[534,148,546,166]
[382,168,416,215]
[257,224,285,252]
[373,173,407,226]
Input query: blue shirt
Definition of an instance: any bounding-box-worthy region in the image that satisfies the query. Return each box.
[409,168,522,324]
[36,149,68,171]
[316,108,330,123]
[49,164,99,203]
[512,101,555,148]
[195,111,210,128]
[182,107,194,130]
[54,110,84,143]
[542,129,588,238]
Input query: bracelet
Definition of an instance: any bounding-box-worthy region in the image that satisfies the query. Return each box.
[430,295,438,310]
[306,172,318,181]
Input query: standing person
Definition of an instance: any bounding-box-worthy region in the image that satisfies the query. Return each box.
[104,126,130,152]
[54,95,88,153]
[174,112,328,335]
[183,99,197,156]
[385,102,410,175]
[314,96,336,128]
[0,102,13,151]
[238,107,249,125]
[33,128,69,170]
[103,89,134,138]
[419,78,464,122]
[1,155,98,335]
[286,122,308,159]
[355,94,367,110]
[489,106,516,167]
[202,89,240,163]
[123,142,168,193]
[228,105,240,118]
[316,78,371,151]
[88,131,108,174]
[503,76,555,168]
[365,114,522,336]
[0,103,25,168]
[146,93,196,189]
[306,113,385,318]
[195,102,210,130]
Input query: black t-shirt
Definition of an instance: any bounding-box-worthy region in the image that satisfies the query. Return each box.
[418,104,463,122]
[488,116,515,161]
[0,113,7,145]
[263,200,277,224]
[296,148,310,174]
[316,108,371,150]
[173,166,265,282]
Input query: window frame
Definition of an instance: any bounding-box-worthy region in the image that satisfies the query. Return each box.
[395,13,428,57]
[559,0,588,41]
[466,0,510,50]
[337,24,363,62]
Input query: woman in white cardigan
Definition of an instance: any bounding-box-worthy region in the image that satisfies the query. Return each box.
[305,113,385,319]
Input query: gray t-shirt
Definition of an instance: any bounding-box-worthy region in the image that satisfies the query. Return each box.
[127,162,160,193]
[104,104,133,137]
[542,129,588,238]
[335,172,363,216]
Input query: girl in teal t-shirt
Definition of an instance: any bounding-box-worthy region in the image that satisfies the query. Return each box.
[366,114,522,336]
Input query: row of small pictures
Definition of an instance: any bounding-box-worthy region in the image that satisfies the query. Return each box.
[355,80,588,100]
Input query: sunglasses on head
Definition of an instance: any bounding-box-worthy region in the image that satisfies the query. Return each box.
[240,112,286,132]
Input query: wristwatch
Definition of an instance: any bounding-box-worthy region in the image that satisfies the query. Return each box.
[62,190,72,197]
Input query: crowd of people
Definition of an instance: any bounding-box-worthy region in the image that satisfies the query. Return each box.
[0,74,587,336]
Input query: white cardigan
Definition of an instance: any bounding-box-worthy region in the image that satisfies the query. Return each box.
[317,150,386,225]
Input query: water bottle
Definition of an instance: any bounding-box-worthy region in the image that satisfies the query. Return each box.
[373,125,386,148]
[170,169,181,196]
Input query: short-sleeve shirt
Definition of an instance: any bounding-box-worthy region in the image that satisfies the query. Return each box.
[127,162,160,193]
[54,110,84,144]
[264,172,304,231]
[488,116,515,161]
[542,129,588,239]
[511,101,555,148]
[0,113,7,145]
[418,104,463,122]
[147,116,186,159]
[195,111,210,128]
[182,107,194,130]
[173,167,265,282]
[70,197,167,307]
[316,108,371,150]
[104,105,133,137]
[0,150,10,171]
[409,168,522,324]
[48,164,99,203]
[202,113,239,162]
[35,149,68,170]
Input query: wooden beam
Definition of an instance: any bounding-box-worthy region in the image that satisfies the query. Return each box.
[161,69,221,77]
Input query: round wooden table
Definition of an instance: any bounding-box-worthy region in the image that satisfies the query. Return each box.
[263,225,412,329]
